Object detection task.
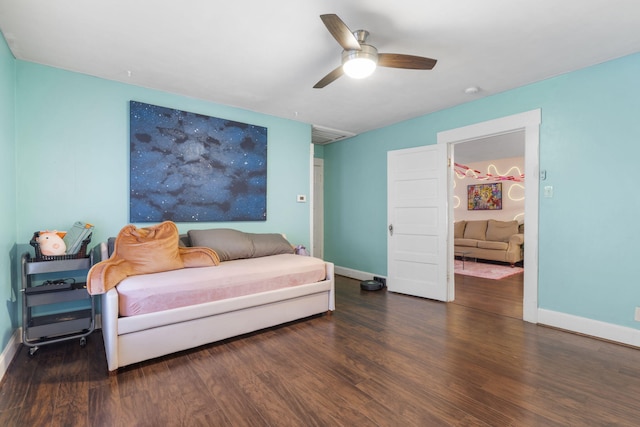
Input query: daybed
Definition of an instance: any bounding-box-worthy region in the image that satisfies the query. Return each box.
[454,219,524,266]
[88,223,335,372]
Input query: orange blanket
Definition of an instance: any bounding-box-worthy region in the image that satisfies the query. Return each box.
[87,221,219,295]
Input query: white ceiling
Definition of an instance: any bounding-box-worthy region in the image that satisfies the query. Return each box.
[455,130,525,164]
[1,0,639,139]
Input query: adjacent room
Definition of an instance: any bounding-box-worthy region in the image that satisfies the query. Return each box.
[453,132,525,318]
[1,1,640,425]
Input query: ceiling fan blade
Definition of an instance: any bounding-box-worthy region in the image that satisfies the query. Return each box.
[313,66,344,88]
[320,14,361,51]
[378,53,437,70]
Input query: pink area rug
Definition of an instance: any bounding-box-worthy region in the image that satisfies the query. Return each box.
[454,259,523,280]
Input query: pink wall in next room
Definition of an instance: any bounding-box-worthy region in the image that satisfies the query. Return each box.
[453,156,525,224]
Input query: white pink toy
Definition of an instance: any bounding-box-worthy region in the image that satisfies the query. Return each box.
[38,231,67,256]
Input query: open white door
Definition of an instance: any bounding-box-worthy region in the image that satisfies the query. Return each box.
[387,144,449,301]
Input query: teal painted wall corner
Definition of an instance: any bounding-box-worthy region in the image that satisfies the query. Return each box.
[323,52,640,330]
[0,33,18,352]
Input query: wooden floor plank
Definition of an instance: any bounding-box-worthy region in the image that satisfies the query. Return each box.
[2,274,640,426]
[0,346,38,412]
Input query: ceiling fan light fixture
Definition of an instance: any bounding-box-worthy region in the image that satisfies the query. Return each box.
[342,44,378,79]
[314,15,437,88]
[343,58,377,79]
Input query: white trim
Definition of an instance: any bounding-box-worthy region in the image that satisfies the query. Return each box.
[538,309,640,348]
[309,143,315,255]
[0,328,22,382]
[312,157,324,259]
[437,109,541,323]
[335,265,378,282]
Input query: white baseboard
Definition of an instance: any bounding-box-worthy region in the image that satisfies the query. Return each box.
[335,265,385,282]
[0,328,22,382]
[538,309,640,348]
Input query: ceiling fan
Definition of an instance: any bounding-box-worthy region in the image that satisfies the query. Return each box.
[314,14,438,89]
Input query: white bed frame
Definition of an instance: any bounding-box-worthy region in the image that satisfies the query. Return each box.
[97,243,335,372]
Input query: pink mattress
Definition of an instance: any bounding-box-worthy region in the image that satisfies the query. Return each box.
[116,254,327,317]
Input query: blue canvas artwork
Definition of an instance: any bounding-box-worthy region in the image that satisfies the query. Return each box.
[129,101,267,222]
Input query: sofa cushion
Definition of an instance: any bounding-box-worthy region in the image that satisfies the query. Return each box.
[454,221,466,239]
[454,238,479,248]
[247,233,294,257]
[486,220,519,242]
[463,220,487,240]
[478,240,509,250]
[188,228,254,261]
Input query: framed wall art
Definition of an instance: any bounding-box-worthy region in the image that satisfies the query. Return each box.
[129,101,267,222]
[467,183,502,210]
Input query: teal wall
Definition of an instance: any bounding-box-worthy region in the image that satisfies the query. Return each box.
[1,54,313,357]
[324,52,640,329]
[14,61,312,246]
[0,35,17,351]
[314,144,324,158]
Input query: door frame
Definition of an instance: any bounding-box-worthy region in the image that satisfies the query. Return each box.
[312,157,324,259]
[437,110,541,323]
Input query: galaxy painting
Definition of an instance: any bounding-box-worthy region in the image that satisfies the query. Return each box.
[129,101,267,222]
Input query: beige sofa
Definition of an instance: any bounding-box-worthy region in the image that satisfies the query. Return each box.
[454,219,524,266]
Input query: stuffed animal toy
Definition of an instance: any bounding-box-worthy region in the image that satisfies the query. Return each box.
[87,221,220,295]
[37,231,67,256]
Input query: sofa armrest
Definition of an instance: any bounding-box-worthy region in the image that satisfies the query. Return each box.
[507,233,524,255]
[505,233,524,265]
[509,233,524,246]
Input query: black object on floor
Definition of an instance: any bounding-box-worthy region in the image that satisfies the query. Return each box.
[360,280,384,291]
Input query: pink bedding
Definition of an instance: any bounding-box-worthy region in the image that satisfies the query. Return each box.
[116,254,327,317]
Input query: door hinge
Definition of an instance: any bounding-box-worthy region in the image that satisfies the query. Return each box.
[448,157,451,167]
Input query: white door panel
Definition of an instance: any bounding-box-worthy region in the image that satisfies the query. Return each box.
[387,145,448,301]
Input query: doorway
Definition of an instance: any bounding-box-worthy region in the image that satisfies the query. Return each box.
[438,110,540,323]
[452,131,525,318]
[312,158,324,259]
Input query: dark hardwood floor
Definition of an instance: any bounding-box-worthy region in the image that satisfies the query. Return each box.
[453,265,523,319]
[2,274,640,426]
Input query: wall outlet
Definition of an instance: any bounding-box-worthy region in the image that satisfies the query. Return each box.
[635,307,640,322]
[373,276,387,287]
[296,194,306,203]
